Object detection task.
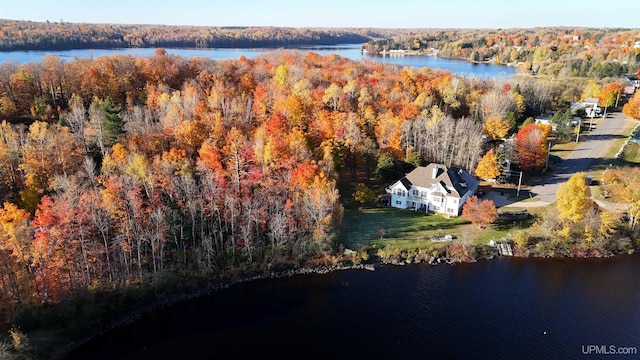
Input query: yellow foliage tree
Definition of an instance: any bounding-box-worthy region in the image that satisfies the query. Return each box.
[353,183,375,208]
[20,121,84,195]
[580,79,601,101]
[274,64,288,89]
[483,116,511,140]
[600,166,640,228]
[0,202,32,262]
[598,211,616,239]
[322,83,342,111]
[556,172,593,223]
[175,119,208,155]
[512,92,526,115]
[475,149,500,180]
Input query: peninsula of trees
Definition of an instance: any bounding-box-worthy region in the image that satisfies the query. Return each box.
[364,27,640,79]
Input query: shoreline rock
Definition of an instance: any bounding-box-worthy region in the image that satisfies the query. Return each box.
[51,247,636,359]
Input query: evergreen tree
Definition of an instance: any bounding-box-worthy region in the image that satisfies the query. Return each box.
[102,96,124,146]
[495,146,508,183]
[551,109,574,141]
[376,152,396,182]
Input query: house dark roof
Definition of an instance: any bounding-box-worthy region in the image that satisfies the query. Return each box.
[402,163,478,198]
[399,177,412,190]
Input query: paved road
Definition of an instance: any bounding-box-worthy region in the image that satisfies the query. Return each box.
[492,111,637,208]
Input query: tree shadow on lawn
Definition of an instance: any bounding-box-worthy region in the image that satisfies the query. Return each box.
[493,217,535,232]
[340,208,466,248]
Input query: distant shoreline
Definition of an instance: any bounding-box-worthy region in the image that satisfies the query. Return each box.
[363,48,516,68]
[363,48,438,56]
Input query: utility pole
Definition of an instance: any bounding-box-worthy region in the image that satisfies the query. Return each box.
[543,142,551,173]
[576,118,581,143]
[516,170,523,198]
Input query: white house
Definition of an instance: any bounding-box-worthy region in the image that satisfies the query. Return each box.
[573,98,601,118]
[386,163,479,217]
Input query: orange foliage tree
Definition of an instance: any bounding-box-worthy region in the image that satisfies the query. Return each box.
[461,195,498,228]
[623,91,640,120]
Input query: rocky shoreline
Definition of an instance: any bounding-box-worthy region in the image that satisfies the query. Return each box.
[50,249,484,359]
[50,245,633,359]
[51,262,376,359]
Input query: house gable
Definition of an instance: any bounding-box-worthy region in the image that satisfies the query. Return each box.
[388,179,410,193]
[388,163,479,216]
[430,182,452,197]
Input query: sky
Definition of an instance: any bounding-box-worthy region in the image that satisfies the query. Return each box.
[1,0,639,29]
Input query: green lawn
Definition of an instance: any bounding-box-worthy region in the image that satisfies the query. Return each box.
[603,121,636,160]
[340,207,467,249]
[623,141,640,164]
[339,207,536,251]
[550,141,579,160]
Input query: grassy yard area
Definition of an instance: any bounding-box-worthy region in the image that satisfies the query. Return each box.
[584,118,639,180]
[601,119,636,162]
[339,207,534,251]
[550,140,579,160]
[622,141,640,165]
[340,208,466,248]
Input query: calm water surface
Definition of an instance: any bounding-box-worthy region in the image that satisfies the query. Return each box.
[0,44,516,79]
[67,255,640,360]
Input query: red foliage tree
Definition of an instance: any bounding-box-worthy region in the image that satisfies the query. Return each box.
[514,123,549,172]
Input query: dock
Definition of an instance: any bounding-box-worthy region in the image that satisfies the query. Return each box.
[496,240,513,256]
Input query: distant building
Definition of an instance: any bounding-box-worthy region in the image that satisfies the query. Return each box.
[575,98,602,118]
[624,86,636,96]
[534,117,556,131]
[625,75,640,90]
[386,163,479,217]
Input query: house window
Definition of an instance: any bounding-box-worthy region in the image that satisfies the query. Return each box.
[447,208,454,213]
[432,195,443,203]
[452,199,457,204]
[395,200,402,205]
[420,191,427,197]
[393,188,406,196]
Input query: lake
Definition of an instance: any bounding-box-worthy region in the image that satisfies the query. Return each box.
[0,44,516,79]
[66,255,640,360]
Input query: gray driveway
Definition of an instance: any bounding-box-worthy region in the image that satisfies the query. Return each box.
[498,111,637,208]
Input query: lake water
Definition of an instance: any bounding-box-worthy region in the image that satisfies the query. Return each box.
[0,44,516,79]
[66,255,640,360]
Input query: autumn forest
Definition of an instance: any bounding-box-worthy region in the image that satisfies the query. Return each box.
[0,47,539,315]
[2,21,640,357]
